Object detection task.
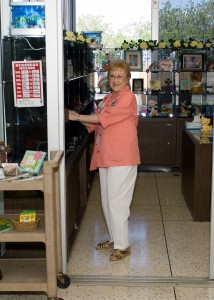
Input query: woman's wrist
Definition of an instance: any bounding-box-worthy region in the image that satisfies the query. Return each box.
[77,114,80,122]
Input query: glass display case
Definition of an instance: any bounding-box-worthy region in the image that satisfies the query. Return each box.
[2,36,47,163]
[63,40,95,161]
[142,48,214,118]
[94,48,214,118]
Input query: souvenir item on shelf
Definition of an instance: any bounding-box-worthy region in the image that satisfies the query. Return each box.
[160,102,173,115]
[190,72,204,94]
[150,79,161,91]
[148,60,160,71]
[98,77,111,93]
[185,115,201,129]
[207,61,214,71]
[200,116,212,133]
[160,59,173,71]
[0,141,11,164]
[164,78,172,95]
[148,99,158,117]
[0,217,13,233]
[19,150,46,174]
[2,163,18,176]
[180,79,191,91]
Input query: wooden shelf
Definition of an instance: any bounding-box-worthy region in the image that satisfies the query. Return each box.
[0,259,47,292]
[0,178,44,191]
[0,214,45,243]
[0,151,64,299]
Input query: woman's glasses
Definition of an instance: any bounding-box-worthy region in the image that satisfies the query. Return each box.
[109,74,126,81]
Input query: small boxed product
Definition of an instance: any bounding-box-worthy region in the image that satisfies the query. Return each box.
[20,210,37,222]
[2,163,18,176]
[12,210,39,232]
[185,115,201,130]
[185,122,201,130]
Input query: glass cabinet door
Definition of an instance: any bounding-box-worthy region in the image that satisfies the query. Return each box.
[2,36,47,163]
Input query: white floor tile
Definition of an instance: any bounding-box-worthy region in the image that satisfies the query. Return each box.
[58,286,176,300]
[1,172,211,300]
[164,221,210,277]
[161,206,192,221]
[67,219,171,277]
[175,287,214,300]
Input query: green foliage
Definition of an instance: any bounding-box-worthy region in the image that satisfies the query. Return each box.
[77,1,214,48]
[159,0,214,41]
[77,15,151,48]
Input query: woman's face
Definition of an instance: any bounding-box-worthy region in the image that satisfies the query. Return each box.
[108,68,129,94]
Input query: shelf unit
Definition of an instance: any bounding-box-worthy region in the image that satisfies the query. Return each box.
[94,48,214,118]
[63,39,96,253]
[142,48,214,117]
[0,151,66,300]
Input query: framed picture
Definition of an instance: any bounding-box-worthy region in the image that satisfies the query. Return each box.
[124,50,142,71]
[83,31,103,48]
[132,79,144,92]
[181,53,204,71]
[150,79,161,91]
[180,79,191,91]
[160,59,173,71]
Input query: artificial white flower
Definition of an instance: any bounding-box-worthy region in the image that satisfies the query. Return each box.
[121,42,129,49]
[158,41,166,48]
[139,41,148,49]
[76,34,85,43]
[196,42,203,49]
[85,37,92,45]
[173,40,181,48]
[190,40,197,47]
[64,31,76,42]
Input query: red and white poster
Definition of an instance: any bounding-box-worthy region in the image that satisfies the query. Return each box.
[12,60,44,107]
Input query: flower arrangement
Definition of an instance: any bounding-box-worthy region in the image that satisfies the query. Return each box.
[64,30,92,47]
[119,38,213,51]
[2,163,18,176]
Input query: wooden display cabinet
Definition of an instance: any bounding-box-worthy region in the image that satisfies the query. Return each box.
[65,133,95,256]
[182,130,212,221]
[175,117,193,167]
[138,117,176,167]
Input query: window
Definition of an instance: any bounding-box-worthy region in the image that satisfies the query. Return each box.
[159,0,214,41]
[76,0,152,48]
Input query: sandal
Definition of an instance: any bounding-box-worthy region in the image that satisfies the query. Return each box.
[96,241,114,250]
[109,247,131,261]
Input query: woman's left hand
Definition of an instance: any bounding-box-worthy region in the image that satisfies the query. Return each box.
[68,110,80,121]
[64,109,79,121]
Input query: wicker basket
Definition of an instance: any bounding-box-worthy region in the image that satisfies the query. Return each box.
[12,217,40,232]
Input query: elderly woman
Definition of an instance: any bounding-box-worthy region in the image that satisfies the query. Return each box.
[67,59,140,261]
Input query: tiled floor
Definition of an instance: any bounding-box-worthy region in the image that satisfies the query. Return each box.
[1,171,214,299]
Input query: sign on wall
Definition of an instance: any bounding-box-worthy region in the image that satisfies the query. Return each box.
[12,60,44,107]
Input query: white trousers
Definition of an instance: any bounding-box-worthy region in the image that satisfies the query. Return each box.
[99,165,137,250]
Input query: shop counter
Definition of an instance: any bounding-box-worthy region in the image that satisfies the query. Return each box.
[182,129,212,221]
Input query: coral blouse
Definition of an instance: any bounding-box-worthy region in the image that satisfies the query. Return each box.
[87,86,140,171]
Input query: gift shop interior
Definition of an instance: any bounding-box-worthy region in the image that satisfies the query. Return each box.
[0,0,214,299]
